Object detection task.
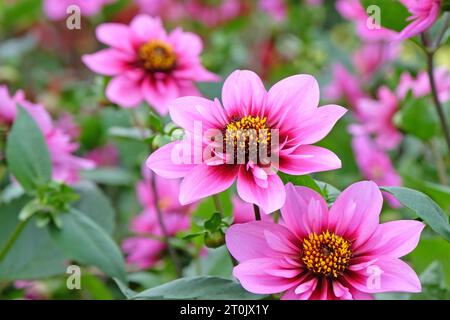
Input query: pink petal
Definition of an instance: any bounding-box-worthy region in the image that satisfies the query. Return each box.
[290,105,347,145]
[328,181,383,248]
[96,23,134,54]
[346,258,421,293]
[179,164,238,205]
[267,74,319,126]
[363,220,425,258]
[236,166,286,213]
[221,70,267,117]
[146,142,195,179]
[233,258,300,294]
[170,28,203,58]
[82,49,131,76]
[281,183,329,239]
[106,75,143,108]
[279,145,342,175]
[332,281,353,300]
[169,96,227,133]
[142,77,179,115]
[226,221,297,262]
[130,14,167,43]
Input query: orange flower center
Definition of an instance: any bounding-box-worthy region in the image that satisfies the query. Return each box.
[138,40,176,72]
[302,230,352,278]
[223,115,272,165]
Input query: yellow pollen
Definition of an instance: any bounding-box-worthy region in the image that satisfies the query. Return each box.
[138,40,176,72]
[301,230,352,278]
[225,115,271,148]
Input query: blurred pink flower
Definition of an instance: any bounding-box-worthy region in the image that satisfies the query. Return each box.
[122,169,195,269]
[147,70,346,213]
[0,85,95,185]
[82,14,219,114]
[55,113,80,139]
[258,0,287,21]
[398,68,450,103]
[398,0,441,40]
[14,281,48,300]
[186,0,243,26]
[356,86,402,150]
[85,144,120,167]
[325,63,367,108]
[226,181,423,299]
[336,0,396,42]
[351,133,402,207]
[43,0,114,20]
[135,0,185,21]
[353,43,399,82]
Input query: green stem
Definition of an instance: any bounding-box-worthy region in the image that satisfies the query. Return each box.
[0,218,29,263]
[425,51,450,153]
[253,204,261,221]
[212,194,223,217]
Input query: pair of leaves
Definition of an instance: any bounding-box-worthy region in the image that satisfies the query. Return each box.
[2,107,125,281]
[116,276,264,300]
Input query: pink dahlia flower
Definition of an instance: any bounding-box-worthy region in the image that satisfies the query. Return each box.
[398,0,441,40]
[398,68,450,103]
[186,0,243,26]
[351,133,402,207]
[226,181,424,299]
[147,70,346,213]
[0,85,95,185]
[43,0,114,20]
[122,169,195,269]
[82,14,219,114]
[356,86,402,150]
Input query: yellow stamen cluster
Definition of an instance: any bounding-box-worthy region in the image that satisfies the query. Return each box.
[302,230,352,278]
[224,115,271,150]
[138,40,176,72]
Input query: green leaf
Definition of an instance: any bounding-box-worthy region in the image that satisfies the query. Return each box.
[184,247,234,278]
[131,276,265,300]
[381,186,450,241]
[5,107,51,191]
[204,212,222,232]
[80,167,135,186]
[49,209,126,281]
[0,197,66,280]
[113,278,137,299]
[402,175,450,211]
[315,180,341,204]
[278,173,322,194]
[108,126,152,142]
[360,0,411,32]
[73,181,116,234]
[397,96,439,140]
[409,238,450,285]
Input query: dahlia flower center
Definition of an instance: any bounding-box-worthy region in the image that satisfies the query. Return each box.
[223,115,272,165]
[138,40,176,72]
[302,230,352,278]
